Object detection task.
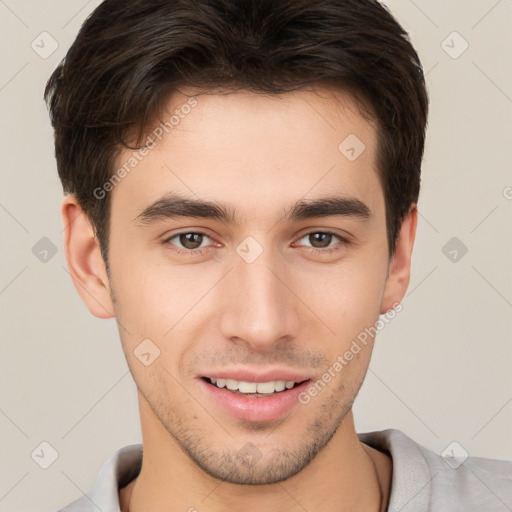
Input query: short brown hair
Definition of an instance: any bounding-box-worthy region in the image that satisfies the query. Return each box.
[45,0,429,265]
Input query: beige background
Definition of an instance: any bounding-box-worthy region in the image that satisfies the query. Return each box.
[0,1,511,511]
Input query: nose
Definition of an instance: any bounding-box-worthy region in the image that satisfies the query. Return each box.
[219,244,300,351]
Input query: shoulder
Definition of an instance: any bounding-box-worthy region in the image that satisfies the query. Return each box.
[57,496,90,512]
[358,428,512,512]
[420,441,512,511]
[56,444,143,512]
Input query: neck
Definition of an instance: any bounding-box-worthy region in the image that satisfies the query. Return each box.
[121,396,390,512]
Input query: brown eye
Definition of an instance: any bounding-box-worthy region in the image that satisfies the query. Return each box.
[165,232,211,252]
[307,232,334,248]
[179,233,205,249]
[298,231,343,250]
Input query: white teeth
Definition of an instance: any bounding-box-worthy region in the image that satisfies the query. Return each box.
[256,381,276,394]
[208,378,299,394]
[275,380,286,392]
[238,381,258,393]
[226,379,239,391]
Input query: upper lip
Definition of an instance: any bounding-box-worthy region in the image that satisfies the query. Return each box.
[201,368,312,383]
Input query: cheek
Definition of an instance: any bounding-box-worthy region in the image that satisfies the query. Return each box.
[109,252,208,375]
[107,255,169,360]
[299,255,388,339]
[113,271,186,337]
[108,228,175,311]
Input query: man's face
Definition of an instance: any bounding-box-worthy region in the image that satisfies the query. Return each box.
[106,87,395,484]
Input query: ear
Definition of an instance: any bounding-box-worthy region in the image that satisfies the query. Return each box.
[380,203,418,314]
[61,195,115,319]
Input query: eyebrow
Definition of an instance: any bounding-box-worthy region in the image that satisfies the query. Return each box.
[134,192,372,225]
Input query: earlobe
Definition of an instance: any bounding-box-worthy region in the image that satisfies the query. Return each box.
[61,195,115,319]
[380,204,418,314]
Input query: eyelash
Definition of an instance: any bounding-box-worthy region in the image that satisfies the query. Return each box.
[163,230,349,257]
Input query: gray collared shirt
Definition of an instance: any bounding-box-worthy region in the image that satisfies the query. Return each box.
[58,428,512,511]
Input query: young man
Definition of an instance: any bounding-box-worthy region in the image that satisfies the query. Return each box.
[45,1,511,511]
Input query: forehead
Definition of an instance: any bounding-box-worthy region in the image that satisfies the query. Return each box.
[111,86,383,223]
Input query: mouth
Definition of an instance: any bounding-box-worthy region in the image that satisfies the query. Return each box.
[202,376,307,397]
[198,374,312,423]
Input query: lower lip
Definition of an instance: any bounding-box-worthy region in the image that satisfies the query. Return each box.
[198,378,311,423]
